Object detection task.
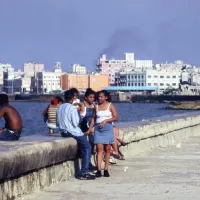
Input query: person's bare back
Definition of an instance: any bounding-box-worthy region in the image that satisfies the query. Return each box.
[0,94,23,140]
[0,105,23,132]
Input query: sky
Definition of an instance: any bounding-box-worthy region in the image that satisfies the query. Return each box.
[0,0,200,71]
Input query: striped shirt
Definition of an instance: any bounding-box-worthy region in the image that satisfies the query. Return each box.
[47,107,57,124]
[56,103,83,137]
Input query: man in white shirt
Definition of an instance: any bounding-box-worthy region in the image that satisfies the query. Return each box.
[56,90,95,180]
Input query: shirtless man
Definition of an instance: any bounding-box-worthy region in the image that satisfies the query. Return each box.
[0,94,23,140]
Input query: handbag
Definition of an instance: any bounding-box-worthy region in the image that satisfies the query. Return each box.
[79,118,89,132]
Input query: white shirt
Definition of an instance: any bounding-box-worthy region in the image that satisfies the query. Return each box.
[96,103,113,123]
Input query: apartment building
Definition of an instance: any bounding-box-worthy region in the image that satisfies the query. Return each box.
[37,72,63,94]
[60,74,109,91]
[96,53,153,85]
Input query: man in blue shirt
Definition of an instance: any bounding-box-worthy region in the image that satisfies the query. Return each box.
[56,90,95,180]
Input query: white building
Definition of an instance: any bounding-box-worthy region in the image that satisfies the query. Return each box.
[54,62,62,73]
[71,64,87,74]
[146,69,180,92]
[0,63,14,72]
[0,72,3,91]
[96,53,153,85]
[37,72,64,94]
[23,62,44,75]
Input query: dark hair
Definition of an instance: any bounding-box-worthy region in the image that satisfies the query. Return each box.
[70,88,79,95]
[0,94,9,105]
[98,90,112,102]
[55,96,64,104]
[85,88,96,98]
[64,90,74,102]
[50,96,64,105]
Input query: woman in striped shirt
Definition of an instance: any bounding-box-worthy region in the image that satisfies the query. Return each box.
[42,96,63,134]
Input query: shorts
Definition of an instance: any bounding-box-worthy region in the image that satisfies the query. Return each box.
[0,129,21,141]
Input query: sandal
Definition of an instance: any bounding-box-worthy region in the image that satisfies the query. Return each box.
[113,154,125,160]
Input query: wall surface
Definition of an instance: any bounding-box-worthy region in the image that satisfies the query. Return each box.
[1,113,200,199]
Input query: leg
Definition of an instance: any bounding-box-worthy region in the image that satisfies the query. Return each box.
[104,144,111,170]
[96,144,103,171]
[75,135,91,175]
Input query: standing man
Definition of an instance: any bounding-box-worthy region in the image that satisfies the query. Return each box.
[0,94,23,140]
[56,90,95,180]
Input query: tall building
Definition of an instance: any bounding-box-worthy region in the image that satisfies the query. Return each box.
[96,53,153,85]
[37,72,63,94]
[23,62,44,75]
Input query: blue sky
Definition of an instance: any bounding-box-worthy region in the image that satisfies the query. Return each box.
[0,0,199,71]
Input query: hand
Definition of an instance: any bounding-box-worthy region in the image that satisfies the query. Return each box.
[84,130,90,135]
[98,120,107,128]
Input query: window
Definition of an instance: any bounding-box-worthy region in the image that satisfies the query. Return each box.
[148,75,151,78]
[132,83,134,86]
[154,75,158,78]
[128,76,130,79]
[138,83,140,86]
[160,76,164,78]
[141,75,143,79]
[135,83,137,86]
[166,83,170,86]
[128,83,130,86]
[138,75,140,79]
[160,83,164,86]
[166,76,170,78]
[172,76,176,78]
[141,83,144,86]
[131,76,134,79]
[148,83,151,86]
[135,76,137,79]
[154,83,158,86]
[172,83,176,86]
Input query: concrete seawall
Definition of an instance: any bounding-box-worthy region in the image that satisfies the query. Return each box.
[1,112,200,199]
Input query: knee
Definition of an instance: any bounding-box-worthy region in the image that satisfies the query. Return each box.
[105,145,111,153]
[96,145,103,153]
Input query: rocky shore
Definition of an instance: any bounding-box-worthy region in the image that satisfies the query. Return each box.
[167,101,200,110]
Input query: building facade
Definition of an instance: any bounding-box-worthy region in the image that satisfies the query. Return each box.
[70,64,87,74]
[96,53,153,85]
[60,74,109,91]
[37,72,63,94]
[24,62,44,75]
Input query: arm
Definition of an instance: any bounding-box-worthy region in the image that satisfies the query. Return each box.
[99,103,118,128]
[42,104,50,116]
[0,107,5,119]
[71,108,80,128]
[84,106,96,134]
[79,102,85,117]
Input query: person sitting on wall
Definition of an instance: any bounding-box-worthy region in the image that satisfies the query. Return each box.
[56,90,95,180]
[42,96,63,134]
[0,94,23,141]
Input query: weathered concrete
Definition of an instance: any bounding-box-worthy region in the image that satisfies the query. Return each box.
[0,135,78,200]
[17,136,200,200]
[1,112,200,199]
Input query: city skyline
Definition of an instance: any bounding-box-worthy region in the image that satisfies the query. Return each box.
[0,0,200,70]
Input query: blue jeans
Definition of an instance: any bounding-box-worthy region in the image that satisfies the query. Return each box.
[0,129,21,141]
[61,132,91,175]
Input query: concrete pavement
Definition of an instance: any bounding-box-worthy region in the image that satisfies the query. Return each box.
[18,136,200,200]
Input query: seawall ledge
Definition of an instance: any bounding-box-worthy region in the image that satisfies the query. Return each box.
[1,112,200,199]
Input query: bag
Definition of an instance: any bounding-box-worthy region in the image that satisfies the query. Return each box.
[79,118,89,132]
